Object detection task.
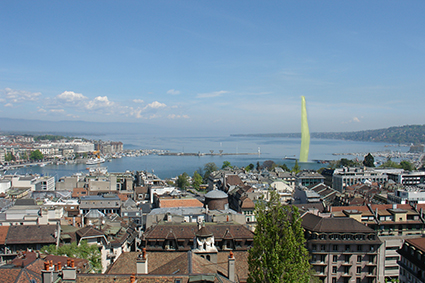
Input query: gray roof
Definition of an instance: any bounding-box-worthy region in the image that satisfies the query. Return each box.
[85,209,105,219]
[205,189,228,199]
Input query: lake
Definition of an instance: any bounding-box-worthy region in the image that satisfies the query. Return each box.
[8,135,406,180]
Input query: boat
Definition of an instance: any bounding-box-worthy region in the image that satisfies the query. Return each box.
[86,157,106,165]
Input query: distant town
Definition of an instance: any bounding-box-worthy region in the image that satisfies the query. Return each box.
[0,132,425,282]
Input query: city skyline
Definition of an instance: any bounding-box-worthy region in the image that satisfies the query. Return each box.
[1,1,425,136]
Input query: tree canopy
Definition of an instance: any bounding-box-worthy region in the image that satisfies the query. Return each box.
[41,240,102,273]
[192,171,203,190]
[30,149,44,161]
[221,161,232,169]
[203,162,218,183]
[248,191,312,283]
[363,153,375,167]
[176,172,190,190]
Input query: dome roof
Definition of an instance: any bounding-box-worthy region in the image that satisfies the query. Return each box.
[205,189,228,199]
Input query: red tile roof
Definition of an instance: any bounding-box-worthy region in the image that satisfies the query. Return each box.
[159,198,203,208]
[0,226,9,245]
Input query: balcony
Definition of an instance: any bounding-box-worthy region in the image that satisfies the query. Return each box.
[341,272,353,277]
[341,261,352,266]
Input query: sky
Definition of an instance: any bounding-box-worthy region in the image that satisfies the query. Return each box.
[1,1,425,136]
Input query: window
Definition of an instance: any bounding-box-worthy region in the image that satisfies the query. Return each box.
[357,245,362,251]
[333,255,338,263]
[344,266,350,274]
[332,278,336,283]
[312,244,317,251]
[357,255,362,263]
[333,245,338,251]
[357,266,361,274]
[332,266,337,274]
[345,245,350,252]
[321,244,326,251]
[356,278,361,283]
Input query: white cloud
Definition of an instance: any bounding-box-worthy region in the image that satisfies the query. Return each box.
[133,99,144,103]
[168,114,190,119]
[352,117,360,122]
[50,109,65,113]
[145,101,166,109]
[1,88,41,103]
[56,91,87,102]
[149,114,161,119]
[167,89,181,95]
[342,117,362,124]
[85,96,115,110]
[38,108,47,113]
[4,103,13,107]
[197,90,228,98]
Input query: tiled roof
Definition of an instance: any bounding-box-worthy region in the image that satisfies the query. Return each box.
[6,225,57,245]
[406,237,425,252]
[76,226,104,238]
[143,223,253,241]
[106,251,248,282]
[301,213,376,234]
[0,226,9,245]
[159,198,203,208]
[226,175,244,187]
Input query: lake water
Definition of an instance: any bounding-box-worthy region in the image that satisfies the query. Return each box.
[9,135,407,180]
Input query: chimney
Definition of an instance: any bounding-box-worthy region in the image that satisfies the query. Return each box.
[62,258,77,282]
[136,248,148,274]
[228,251,235,282]
[42,261,59,283]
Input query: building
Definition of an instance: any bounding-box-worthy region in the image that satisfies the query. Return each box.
[296,171,325,187]
[386,170,425,186]
[331,204,425,280]
[302,213,383,283]
[333,167,388,192]
[397,237,425,283]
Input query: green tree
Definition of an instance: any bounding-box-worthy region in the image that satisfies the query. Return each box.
[245,163,255,172]
[222,161,232,169]
[41,240,102,273]
[291,160,301,173]
[400,160,415,171]
[192,171,203,190]
[203,162,218,183]
[380,158,400,168]
[363,153,375,167]
[176,172,190,190]
[248,191,311,283]
[30,150,44,161]
[5,152,16,162]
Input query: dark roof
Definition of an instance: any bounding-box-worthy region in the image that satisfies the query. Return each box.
[406,237,425,252]
[195,226,213,237]
[15,198,37,206]
[6,225,57,245]
[301,213,375,233]
[143,223,253,241]
[76,226,105,238]
[0,226,9,245]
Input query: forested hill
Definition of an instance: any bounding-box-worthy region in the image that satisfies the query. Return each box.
[232,124,425,144]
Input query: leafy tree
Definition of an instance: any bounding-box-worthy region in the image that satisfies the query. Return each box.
[222,161,232,169]
[176,172,190,190]
[363,153,375,167]
[400,160,415,171]
[245,163,255,172]
[262,160,275,170]
[248,191,312,283]
[30,150,44,161]
[203,162,218,183]
[192,171,203,190]
[5,152,16,161]
[41,240,102,273]
[256,161,261,171]
[20,152,28,160]
[380,158,400,168]
[291,160,301,173]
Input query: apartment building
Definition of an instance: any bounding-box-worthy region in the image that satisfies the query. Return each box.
[397,237,425,283]
[302,213,383,283]
[332,167,388,192]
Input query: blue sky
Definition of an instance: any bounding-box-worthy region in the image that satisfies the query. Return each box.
[1,1,424,136]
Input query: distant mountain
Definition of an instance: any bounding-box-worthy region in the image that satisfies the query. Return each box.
[232,124,425,144]
[0,117,159,137]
